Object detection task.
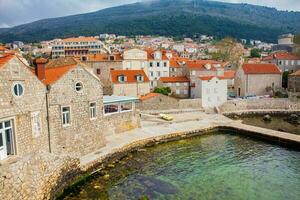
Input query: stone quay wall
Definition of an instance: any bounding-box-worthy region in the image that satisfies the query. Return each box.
[0,151,80,200]
[137,94,202,111]
[219,98,300,114]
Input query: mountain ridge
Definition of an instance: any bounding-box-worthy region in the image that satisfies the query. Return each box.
[0,0,299,43]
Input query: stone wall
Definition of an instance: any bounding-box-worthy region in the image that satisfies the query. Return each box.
[103,111,140,135]
[137,93,202,110]
[0,151,80,200]
[48,65,106,157]
[219,98,300,114]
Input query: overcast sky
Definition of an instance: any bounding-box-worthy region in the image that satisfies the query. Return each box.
[0,0,299,28]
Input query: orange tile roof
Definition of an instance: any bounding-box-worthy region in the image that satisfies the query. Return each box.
[223,70,236,79]
[111,69,149,84]
[63,37,99,43]
[43,64,77,85]
[0,45,7,51]
[199,75,230,81]
[84,53,123,62]
[146,49,169,60]
[262,52,299,61]
[169,57,189,68]
[186,60,224,70]
[139,93,159,101]
[290,70,300,76]
[242,63,281,74]
[159,76,190,83]
[0,54,14,69]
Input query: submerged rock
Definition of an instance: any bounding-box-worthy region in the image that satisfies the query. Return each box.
[136,175,178,194]
[263,115,272,122]
[285,114,300,125]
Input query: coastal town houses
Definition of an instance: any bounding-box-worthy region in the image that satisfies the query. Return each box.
[288,70,300,92]
[35,57,106,157]
[169,57,188,77]
[79,53,123,95]
[262,51,300,73]
[194,76,228,108]
[110,69,150,97]
[235,63,282,97]
[122,48,148,71]
[158,76,190,98]
[184,60,227,98]
[51,37,109,58]
[0,53,49,161]
[146,49,170,89]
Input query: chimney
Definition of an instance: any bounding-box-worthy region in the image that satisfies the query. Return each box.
[35,58,47,81]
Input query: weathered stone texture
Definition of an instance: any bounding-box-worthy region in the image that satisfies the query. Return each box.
[48,65,106,157]
[0,57,49,156]
[0,151,80,200]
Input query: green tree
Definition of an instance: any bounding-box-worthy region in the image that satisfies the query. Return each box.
[153,87,171,96]
[250,48,261,58]
[282,71,290,89]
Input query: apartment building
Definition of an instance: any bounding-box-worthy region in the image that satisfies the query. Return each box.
[110,69,150,97]
[158,76,190,98]
[51,37,107,58]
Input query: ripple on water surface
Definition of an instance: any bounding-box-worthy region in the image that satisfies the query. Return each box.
[62,133,300,200]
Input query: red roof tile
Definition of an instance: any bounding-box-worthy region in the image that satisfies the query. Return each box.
[242,63,281,74]
[199,75,230,81]
[63,37,99,43]
[43,64,77,85]
[139,93,159,101]
[159,76,190,83]
[223,70,236,79]
[262,52,299,61]
[186,60,224,70]
[0,54,14,69]
[111,69,149,84]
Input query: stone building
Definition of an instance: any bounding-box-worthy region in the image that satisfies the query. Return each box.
[169,57,188,77]
[0,54,49,160]
[79,53,123,95]
[288,70,300,92]
[262,51,300,73]
[36,57,106,157]
[158,76,190,98]
[235,63,282,97]
[194,76,228,108]
[110,69,150,97]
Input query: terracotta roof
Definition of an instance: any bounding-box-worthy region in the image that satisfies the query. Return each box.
[111,69,149,84]
[0,54,14,69]
[83,53,123,62]
[46,57,79,68]
[139,93,159,101]
[290,70,300,76]
[199,75,230,81]
[262,52,300,61]
[242,63,281,74]
[169,57,189,68]
[223,70,236,79]
[43,64,77,85]
[146,49,169,60]
[0,45,7,51]
[186,60,224,70]
[159,76,190,83]
[63,37,99,43]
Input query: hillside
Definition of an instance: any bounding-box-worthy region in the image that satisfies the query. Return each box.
[0,0,300,43]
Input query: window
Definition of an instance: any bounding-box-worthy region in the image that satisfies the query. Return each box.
[136,75,144,82]
[176,90,180,94]
[291,60,294,65]
[104,104,119,115]
[96,69,101,75]
[12,83,24,97]
[176,83,180,87]
[157,71,161,77]
[157,62,160,67]
[61,106,71,126]
[150,62,153,67]
[150,72,154,77]
[121,102,133,112]
[285,60,289,65]
[118,75,126,83]
[75,82,83,92]
[164,62,167,67]
[184,90,188,95]
[31,111,42,137]
[168,83,172,87]
[184,82,188,86]
[141,62,145,69]
[89,102,97,119]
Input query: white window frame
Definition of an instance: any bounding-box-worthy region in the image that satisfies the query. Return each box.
[12,83,24,98]
[61,106,71,127]
[89,102,97,120]
[75,82,83,92]
[31,111,42,138]
[176,89,180,95]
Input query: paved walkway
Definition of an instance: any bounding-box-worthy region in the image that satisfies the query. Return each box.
[80,111,300,169]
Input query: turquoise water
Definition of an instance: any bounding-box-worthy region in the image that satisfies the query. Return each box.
[62,133,300,200]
